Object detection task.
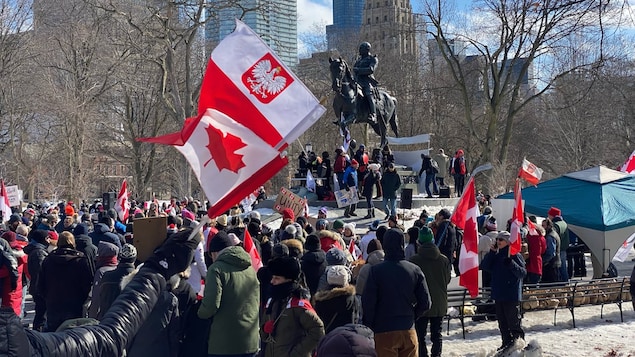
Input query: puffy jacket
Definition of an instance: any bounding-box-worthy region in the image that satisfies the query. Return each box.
[24,242,48,296]
[526,232,546,276]
[0,247,27,316]
[409,243,450,317]
[316,323,377,357]
[355,250,385,296]
[480,246,527,302]
[301,249,327,297]
[97,261,136,320]
[313,285,359,334]
[380,170,401,199]
[74,234,97,276]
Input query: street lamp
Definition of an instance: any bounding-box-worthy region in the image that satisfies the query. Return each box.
[305,143,313,154]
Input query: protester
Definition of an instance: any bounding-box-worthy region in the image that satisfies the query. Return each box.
[409,227,451,357]
[0,231,27,316]
[541,218,561,283]
[313,265,359,334]
[316,323,377,357]
[405,227,419,260]
[360,220,380,259]
[73,223,98,276]
[317,247,349,292]
[343,160,360,218]
[380,163,401,218]
[187,233,207,297]
[435,209,457,275]
[97,244,138,320]
[362,228,431,356]
[301,234,327,297]
[362,163,381,218]
[548,207,570,282]
[89,240,120,318]
[355,239,384,304]
[24,230,50,330]
[525,224,547,284]
[478,216,499,289]
[480,231,527,353]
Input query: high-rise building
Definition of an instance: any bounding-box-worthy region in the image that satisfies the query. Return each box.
[360,0,417,57]
[326,0,365,51]
[205,0,298,67]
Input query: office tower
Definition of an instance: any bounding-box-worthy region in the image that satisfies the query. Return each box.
[326,0,365,51]
[360,0,417,57]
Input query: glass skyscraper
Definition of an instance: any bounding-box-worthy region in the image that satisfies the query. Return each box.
[205,0,298,66]
[326,0,365,51]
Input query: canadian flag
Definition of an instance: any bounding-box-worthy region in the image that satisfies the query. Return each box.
[139,21,325,218]
[450,178,480,298]
[509,179,524,256]
[620,150,635,174]
[114,179,130,222]
[518,158,543,186]
[348,238,360,261]
[0,180,11,223]
[303,197,309,218]
[244,229,263,271]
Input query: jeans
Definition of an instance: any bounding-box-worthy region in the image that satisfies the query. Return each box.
[374,330,418,357]
[425,173,438,197]
[383,197,397,217]
[415,316,443,357]
[559,251,569,281]
[495,301,524,346]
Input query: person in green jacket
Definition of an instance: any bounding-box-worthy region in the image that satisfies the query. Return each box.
[198,231,260,357]
[261,256,324,357]
[409,227,451,357]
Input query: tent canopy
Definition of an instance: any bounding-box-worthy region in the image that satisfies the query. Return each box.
[497,166,635,231]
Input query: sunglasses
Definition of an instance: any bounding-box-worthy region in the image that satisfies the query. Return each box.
[496,238,507,242]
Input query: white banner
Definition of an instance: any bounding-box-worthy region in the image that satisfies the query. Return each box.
[5,185,21,207]
[335,187,359,208]
[386,134,431,145]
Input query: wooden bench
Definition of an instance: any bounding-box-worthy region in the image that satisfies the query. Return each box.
[445,287,496,338]
[521,277,632,328]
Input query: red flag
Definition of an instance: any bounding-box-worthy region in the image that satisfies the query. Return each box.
[620,150,635,174]
[138,21,325,218]
[243,229,263,271]
[518,158,543,186]
[348,238,360,261]
[303,197,309,218]
[0,180,11,223]
[115,179,130,222]
[509,179,523,256]
[452,178,480,298]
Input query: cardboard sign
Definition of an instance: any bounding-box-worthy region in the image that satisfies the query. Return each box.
[273,187,305,219]
[132,216,167,262]
[335,187,359,208]
[5,185,20,207]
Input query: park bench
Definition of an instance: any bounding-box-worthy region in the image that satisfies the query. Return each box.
[445,287,496,338]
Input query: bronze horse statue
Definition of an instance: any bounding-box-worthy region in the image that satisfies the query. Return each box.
[329,57,398,148]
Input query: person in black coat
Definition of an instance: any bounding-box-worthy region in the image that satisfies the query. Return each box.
[313,265,359,334]
[23,230,50,331]
[97,244,138,320]
[73,223,98,276]
[316,323,377,357]
[434,209,456,275]
[362,164,381,219]
[301,235,327,297]
[89,217,123,250]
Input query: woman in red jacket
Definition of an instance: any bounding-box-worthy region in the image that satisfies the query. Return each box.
[525,222,547,284]
[0,231,28,316]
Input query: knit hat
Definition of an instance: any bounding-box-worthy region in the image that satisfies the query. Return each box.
[418,227,434,244]
[249,211,261,221]
[485,217,497,231]
[65,205,75,216]
[24,208,36,216]
[333,219,345,230]
[305,234,321,251]
[1,231,16,243]
[326,265,350,287]
[228,233,241,246]
[181,209,196,222]
[8,214,21,224]
[343,223,355,233]
[73,223,89,236]
[216,214,228,228]
[548,207,561,217]
[120,243,137,261]
[483,206,493,215]
[268,256,301,281]
[296,216,307,227]
[272,243,290,258]
[281,224,297,241]
[208,231,236,252]
[351,159,359,166]
[97,241,119,258]
[247,221,261,237]
[29,229,49,244]
[496,231,511,242]
[325,247,347,266]
[319,206,328,216]
[368,219,381,231]
[281,208,295,221]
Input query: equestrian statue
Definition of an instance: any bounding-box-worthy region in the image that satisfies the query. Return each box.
[329,42,399,148]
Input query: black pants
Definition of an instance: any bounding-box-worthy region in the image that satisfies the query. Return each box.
[415,316,443,357]
[495,301,524,346]
[344,203,356,216]
[437,177,445,187]
[454,174,465,196]
[32,294,47,331]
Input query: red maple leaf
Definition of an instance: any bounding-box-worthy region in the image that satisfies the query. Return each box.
[203,124,247,173]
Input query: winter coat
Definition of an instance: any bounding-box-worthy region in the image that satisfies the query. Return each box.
[96,261,136,320]
[355,250,385,296]
[261,288,325,357]
[362,171,380,198]
[526,231,546,276]
[435,220,457,264]
[380,170,401,199]
[89,223,123,250]
[319,230,343,252]
[543,230,561,268]
[38,247,93,331]
[409,243,451,317]
[88,243,119,318]
[361,233,431,333]
[0,306,30,356]
[343,166,358,189]
[75,234,97,276]
[314,285,359,334]
[432,153,449,179]
[187,240,206,295]
[316,323,377,357]
[334,155,347,173]
[24,241,48,296]
[198,246,260,355]
[127,289,179,357]
[0,246,27,315]
[480,246,527,302]
[301,249,327,297]
[552,217,570,249]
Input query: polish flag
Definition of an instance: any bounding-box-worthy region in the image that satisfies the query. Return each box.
[244,229,263,271]
[450,178,480,298]
[518,158,543,186]
[509,179,524,256]
[0,180,11,223]
[139,21,325,218]
[114,179,130,222]
[620,150,635,174]
[348,238,360,261]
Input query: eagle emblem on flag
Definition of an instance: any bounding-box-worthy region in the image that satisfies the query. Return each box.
[242,53,293,103]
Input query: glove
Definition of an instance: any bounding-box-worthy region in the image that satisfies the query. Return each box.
[503,257,512,266]
[145,228,200,278]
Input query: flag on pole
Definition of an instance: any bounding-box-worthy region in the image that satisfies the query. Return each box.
[620,150,635,174]
[244,229,263,271]
[348,238,360,261]
[138,20,325,218]
[450,178,480,298]
[613,232,635,262]
[0,180,11,223]
[509,179,524,256]
[114,179,130,222]
[303,197,310,218]
[518,158,543,186]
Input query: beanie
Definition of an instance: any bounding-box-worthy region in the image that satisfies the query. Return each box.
[343,223,355,233]
[418,227,434,244]
[305,234,321,251]
[333,219,345,230]
[548,207,561,217]
[325,247,347,266]
[28,229,49,244]
[281,208,295,221]
[272,243,290,258]
[485,217,498,231]
[73,223,89,236]
[326,265,350,287]
[120,243,138,262]
[208,231,236,253]
[268,256,301,281]
[496,231,511,242]
[316,219,329,231]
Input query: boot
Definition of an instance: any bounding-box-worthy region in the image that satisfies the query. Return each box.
[364,209,372,219]
[372,209,375,218]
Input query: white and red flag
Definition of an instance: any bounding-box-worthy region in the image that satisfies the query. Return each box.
[115,179,130,222]
[450,178,480,298]
[244,229,263,271]
[509,179,524,256]
[0,180,11,223]
[620,150,635,174]
[518,158,543,186]
[348,238,360,261]
[139,20,325,218]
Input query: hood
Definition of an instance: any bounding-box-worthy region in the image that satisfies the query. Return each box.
[383,229,405,260]
[97,241,119,257]
[74,234,93,250]
[11,248,25,259]
[24,241,47,255]
[216,246,252,269]
[366,250,385,265]
[313,285,356,302]
[302,250,326,264]
[318,229,339,241]
[416,242,441,259]
[94,223,110,234]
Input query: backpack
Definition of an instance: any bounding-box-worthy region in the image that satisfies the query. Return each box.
[430,159,439,173]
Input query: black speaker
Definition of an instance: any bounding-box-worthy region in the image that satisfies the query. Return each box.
[400,188,413,209]
[102,192,117,211]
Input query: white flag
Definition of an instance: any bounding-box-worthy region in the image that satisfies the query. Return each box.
[612,232,635,263]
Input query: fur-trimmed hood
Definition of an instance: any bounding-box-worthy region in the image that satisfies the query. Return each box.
[313,284,356,302]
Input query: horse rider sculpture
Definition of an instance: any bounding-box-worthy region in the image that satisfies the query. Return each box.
[353,42,378,125]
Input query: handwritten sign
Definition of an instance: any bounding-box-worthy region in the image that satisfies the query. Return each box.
[335,187,359,208]
[5,185,21,207]
[273,187,305,219]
